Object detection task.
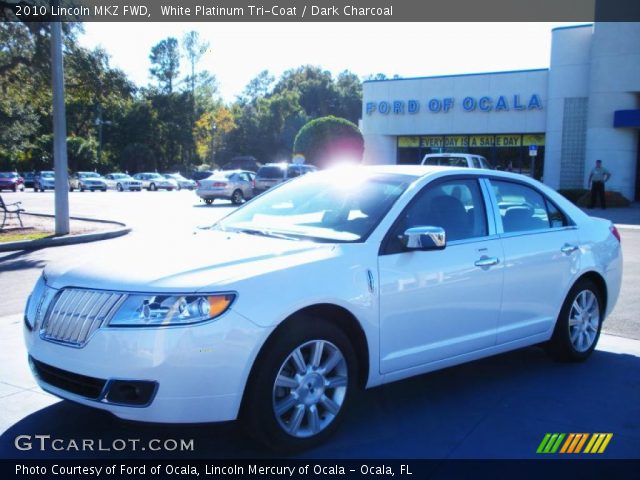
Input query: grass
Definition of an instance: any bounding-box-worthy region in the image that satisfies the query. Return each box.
[0,231,52,243]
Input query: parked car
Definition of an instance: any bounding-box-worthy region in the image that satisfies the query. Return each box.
[132,172,176,191]
[196,170,255,205]
[253,163,317,194]
[33,171,55,191]
[23,166,622,451]
[69,172,108,192]
[21,172,35,189]
[0,172,25,192]
[104,173,143,192]
[421,153,493,169]
[164,173,196,190]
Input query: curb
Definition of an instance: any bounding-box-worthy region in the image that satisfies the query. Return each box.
[0,213,131,252]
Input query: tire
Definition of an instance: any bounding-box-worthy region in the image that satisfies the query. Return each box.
[231,189,244,205]
[177,185,182,191]
[80,187,85,192]
[204,199,213,205]
[12,184,17,192]
[149,183,157,191]
[70,186,75,192]
[242,319,357,452]
[547,278,603,362]
[116,183,123,192]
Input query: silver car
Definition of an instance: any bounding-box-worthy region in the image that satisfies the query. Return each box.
[69,172,108,192]
[133,172,176,191]
[104,173,143,192]
[196,170,255,205]
[164,173,196,190]
[254,163,317,194]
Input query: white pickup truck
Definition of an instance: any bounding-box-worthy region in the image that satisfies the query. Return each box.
[421,153,493,169]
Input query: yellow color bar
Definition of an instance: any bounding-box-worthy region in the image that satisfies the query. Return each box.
[597,433,613,453]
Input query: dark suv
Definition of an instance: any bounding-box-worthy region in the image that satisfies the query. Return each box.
[253,163,317,195]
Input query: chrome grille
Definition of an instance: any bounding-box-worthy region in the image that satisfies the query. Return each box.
[41,289,126,347]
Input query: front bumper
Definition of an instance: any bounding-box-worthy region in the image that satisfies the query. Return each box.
[25,309,269,423]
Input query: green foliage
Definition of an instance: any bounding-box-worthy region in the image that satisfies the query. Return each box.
[149,37,180,93]
[293,116,364,168]
[0,24,365,175]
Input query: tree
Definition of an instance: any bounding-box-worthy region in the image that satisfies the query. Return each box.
[182,31,209,97]
[149,37,180,93]
[238,70,274,104]
[293,116,364,169]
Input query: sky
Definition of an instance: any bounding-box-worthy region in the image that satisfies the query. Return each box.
[78,22,586,103]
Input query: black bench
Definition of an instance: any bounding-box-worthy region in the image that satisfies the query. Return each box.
[0,195,25,228]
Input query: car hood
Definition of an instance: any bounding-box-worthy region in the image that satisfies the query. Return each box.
[45,229,338,292]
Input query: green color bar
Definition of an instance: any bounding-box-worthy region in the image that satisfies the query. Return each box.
[544,434,559,453]
[550,433,566,453]
[537,433,552,453]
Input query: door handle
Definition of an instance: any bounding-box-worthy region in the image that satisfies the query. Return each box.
[475,256,500,268]
[561,244,579,255]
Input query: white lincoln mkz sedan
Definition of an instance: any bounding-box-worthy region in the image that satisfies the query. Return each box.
[24,166,622,450]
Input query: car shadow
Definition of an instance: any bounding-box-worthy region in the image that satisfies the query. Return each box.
[1,346,639,459]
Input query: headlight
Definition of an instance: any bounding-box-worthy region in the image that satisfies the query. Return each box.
[25,272,47,329]
[108,293,235,327]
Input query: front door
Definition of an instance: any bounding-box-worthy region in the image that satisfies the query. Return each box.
[378,177,504,374]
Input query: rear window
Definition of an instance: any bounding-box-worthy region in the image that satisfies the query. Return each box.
[423,157,469,167]
[257,166,285,179]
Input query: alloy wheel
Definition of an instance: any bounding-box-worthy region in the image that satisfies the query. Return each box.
[272,339,348,438]
[568,289,600,352]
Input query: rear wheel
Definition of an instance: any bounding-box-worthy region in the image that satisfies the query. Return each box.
[242,319,357,452]
[231,189,244,205]
[149,183,157,191]
[547,279,603,362]
[12,184,17,192]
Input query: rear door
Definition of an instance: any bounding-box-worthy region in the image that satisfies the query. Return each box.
[487,179,579,343]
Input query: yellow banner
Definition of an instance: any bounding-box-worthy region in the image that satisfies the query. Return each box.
[468,135,494,147]
[421,136,444,148]
[522,134,545,146]
[495,135,522,147]
[444,136,468,148]
[398,136,420,148]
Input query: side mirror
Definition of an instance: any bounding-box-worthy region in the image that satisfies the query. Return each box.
[401,226,446,251]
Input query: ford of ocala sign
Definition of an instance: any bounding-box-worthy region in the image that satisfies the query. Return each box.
[365,94,543,115]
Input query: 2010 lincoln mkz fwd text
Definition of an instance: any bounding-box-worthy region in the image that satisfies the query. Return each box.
[24,166,622,450]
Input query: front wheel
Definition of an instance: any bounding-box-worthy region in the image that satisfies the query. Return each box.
[242,319,357,452]
[149,183,157,191]
[116,183,123,192]
[547,279,603,362]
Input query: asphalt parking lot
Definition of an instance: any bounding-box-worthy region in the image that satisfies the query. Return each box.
[0,190,639,459]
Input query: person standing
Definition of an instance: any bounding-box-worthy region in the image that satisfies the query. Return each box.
[588,160,611,209]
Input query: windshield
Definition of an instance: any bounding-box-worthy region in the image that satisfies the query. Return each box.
[257,166,285,179]
[216,170,411,242]
[111,174,129,179]
[40,171,54,178]
[0,172,17,178]
[79,172,101,178]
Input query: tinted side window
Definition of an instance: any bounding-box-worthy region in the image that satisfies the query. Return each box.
[472,157,481,168]
[386,178,488,253]
[491,180,556,233]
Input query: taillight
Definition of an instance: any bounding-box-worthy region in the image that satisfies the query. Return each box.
[610,225,621,243]
[252,180,256,188]
[196,181,201,188]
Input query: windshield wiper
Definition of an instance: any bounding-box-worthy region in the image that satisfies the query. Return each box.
[233,228,301,241]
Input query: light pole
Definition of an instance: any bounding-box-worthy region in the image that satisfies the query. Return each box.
[51,0,69,235]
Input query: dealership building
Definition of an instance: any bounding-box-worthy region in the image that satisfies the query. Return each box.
[361,22,640,201]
